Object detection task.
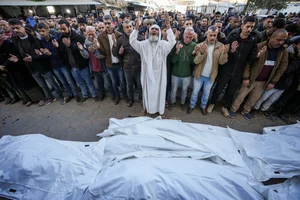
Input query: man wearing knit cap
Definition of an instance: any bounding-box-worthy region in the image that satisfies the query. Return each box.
[130,12,176,115]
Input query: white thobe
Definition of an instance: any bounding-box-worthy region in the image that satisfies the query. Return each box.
[130,28,176,115]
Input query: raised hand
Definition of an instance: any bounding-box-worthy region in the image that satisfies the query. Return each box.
[135,11,142,30]
[35,49,42,55]
[88,46,96,53]
[164,12,170,29]
[0,65,7,71]
[8,54,19,63]
[40,48,51,55]
[93,38,100,49]
[175,42,183,54]
[23,54,32,62]
[52,39,59,48]
[112,33,117,45]
[119,45,124,55]
[230,41,239,53]
[194,44,201,53]
[77,42,83,50]
[257,46,267,58]
[62,37,71,47]
[199,43,208,54]
[222,44,229,54]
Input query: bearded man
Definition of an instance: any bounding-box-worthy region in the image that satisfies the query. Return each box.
[130,12,176,115]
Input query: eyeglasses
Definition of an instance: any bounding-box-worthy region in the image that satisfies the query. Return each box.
[104,22,111,25]
[152,28,159,30]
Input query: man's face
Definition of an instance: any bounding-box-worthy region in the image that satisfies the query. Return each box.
[87,18,93,25]
[123,23,133,35]
[37,28,50,39]
[79,23,86,32]
[71,19,78,25]
[214,14,221,20]
[47,19,55,28]
[214,22,222,33]
[207,30,218,43]
[264,17,274,30]
[294,43,300,53]
[11,24,26,37]
[0,22,10,32]
[87,33,95,41]
[59,24,70,36]
[150,27,159,37]
[98,23,105,32]
[241,22,255,37]
[177,16,183,25]
[111,10,116,17]
[184,20,193,28]
[183,31,193,44]
[66,17,71,23]
[230,17,240,29]
[160,15,165,20]
[201,18,208,27]
[269,33,287,49]
[104,19,113,32]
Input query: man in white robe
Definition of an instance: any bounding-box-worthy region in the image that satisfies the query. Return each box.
[130,13,176,115]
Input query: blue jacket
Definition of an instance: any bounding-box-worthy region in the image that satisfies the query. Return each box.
[39,34,66,68]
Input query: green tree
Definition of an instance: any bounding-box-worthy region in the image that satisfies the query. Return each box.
[242,0,288,14]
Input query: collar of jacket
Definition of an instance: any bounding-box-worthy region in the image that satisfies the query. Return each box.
[203,40,222,49]
[230,28,256,40]
[70,29,78,40]
[259,40,286,52]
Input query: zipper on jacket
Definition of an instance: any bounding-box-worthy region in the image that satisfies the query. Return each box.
[232,41,243,76]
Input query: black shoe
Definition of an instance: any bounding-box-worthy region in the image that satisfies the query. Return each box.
[0,97,5,102]
[10,97,20,105]
[127,100,133,107]
[80,97,88,103]
[93,96,99,102]
[187,107,194,114]
[168,103,174,110]
[201,108,208,116]
[65,96,73,103]
[76,96,81,103]
[114,98,120,105]
[181,104,186,111]
[59,97,66,105]
[99,94,105,101]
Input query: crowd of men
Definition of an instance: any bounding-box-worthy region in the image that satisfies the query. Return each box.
[0,9,300,124]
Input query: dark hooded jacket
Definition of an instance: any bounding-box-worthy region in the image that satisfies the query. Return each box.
[220,28,257,76]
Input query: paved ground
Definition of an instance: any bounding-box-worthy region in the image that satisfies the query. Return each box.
[1,92,298,142]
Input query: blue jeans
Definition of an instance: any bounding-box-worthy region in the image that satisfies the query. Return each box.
[106,63,127,99]
[71,67,97,98]
[170,75,191,105]
[31,71,63,99]
[53,66,78,97]
[93,71,107,96]
[190,76,213,109]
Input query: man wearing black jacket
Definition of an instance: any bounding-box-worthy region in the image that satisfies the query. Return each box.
[207,16,257,117]
[55,19,98,103]
[8,18,64,106]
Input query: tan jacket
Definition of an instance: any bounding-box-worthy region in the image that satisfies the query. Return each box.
[194,40,228,83]
[98,30,123,68]
[243,41,289,86]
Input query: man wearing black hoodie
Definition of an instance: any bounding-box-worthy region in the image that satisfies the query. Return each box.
[9,18,64,106]
[207,16,257,117]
